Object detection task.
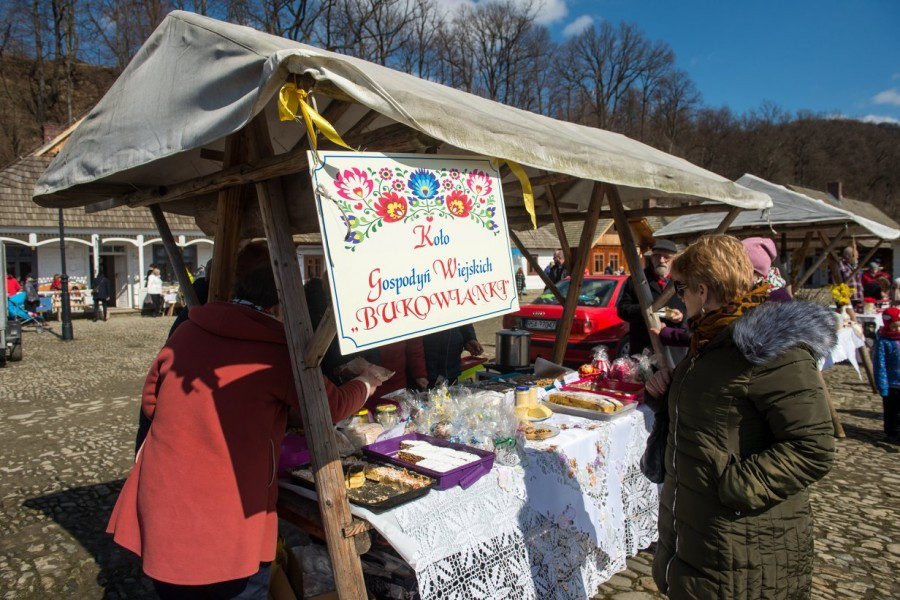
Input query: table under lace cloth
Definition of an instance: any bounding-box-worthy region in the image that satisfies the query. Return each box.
[280,405,658,599]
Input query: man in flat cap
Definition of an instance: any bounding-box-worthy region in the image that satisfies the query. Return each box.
[616,239,685,356]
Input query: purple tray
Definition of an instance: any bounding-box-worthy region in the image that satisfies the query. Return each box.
[362,433,494,490]
[278,434,310,478]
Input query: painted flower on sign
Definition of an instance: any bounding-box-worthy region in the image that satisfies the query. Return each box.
[329,162,503,250]
[373,192,408,222]
[446,190,473,218]
[335,168,373,202]
[409,169,440,200]
[466,170,492,196]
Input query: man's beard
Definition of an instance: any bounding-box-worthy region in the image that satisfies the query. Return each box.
[654,264,669,278]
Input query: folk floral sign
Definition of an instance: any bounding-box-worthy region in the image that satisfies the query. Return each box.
[310,151,519,354]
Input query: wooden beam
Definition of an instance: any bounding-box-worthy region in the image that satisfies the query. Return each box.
[305,307,337,367]
[504,172,574,190]
[207,132,246,303]
[715,206,743,233]
[551,183,605,365]
[149,205,200,308]
[816,230,843,283]
[545,184,572,266]
[319,122,439,152]
[508,229,565,304]
[247,116,367,599]
[277,490,371,555]
[607,185,674,369]
[559,203,735,221]
[790,232,814,286]
[794,228,847,289]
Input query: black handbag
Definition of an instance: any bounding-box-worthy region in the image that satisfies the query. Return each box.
[640,397,669,484]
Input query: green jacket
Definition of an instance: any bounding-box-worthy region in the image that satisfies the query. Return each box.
[652,301,837,599]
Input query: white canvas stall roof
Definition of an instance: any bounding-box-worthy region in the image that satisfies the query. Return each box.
[655,174,900,241]
[33,11,769,216]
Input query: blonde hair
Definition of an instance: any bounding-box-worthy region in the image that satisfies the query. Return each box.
[670,235,754,304]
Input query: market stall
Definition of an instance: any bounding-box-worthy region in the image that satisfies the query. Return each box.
[33,11,772,598]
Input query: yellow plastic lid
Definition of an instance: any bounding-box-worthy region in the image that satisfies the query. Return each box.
[376,404,398,413]
[355,409,370,417]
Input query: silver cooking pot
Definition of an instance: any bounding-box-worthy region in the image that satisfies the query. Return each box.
[495,328,531,368]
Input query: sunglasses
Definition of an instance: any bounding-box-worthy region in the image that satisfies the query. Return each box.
[673,280,688,297]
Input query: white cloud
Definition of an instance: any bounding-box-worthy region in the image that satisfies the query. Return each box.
[872,88,900,106]
[860,114,900,125]
[562,14,593,37]
[892,73,900,81]
[434,0,569,25]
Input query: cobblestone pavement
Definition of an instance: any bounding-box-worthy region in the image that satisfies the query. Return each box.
[1,314,898,599]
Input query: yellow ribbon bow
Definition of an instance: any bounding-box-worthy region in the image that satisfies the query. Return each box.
[278,82,354,152]
[503,159,536,229]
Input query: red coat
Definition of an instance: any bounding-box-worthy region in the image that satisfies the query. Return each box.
[371,338,427,398]
[107,302,366,585]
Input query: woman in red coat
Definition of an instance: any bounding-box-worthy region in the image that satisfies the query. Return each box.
[107,263,385,598]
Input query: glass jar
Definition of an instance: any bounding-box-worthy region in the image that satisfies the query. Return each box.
[375,404,398,428]
[350,408,370,425]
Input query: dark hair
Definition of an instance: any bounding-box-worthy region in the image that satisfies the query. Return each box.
[233,264,279,309]
[304,277,330,328]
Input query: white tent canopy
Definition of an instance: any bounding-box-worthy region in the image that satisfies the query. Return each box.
[655,174,900,241]
[33,10,769,222]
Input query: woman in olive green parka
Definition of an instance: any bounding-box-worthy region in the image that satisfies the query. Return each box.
[648,236,836,599]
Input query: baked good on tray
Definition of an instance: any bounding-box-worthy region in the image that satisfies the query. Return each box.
[547,391,623,413]
[522,423,555,440]
[364,465,431,490]
[396,440,480,472]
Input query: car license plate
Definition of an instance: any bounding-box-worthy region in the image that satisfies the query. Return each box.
[524,319,557,331]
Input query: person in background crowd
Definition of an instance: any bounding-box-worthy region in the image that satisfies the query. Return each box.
[168,259,213,337]
[741,236,791,302]
[515,267,526,296]
[146,267,163,317]
[892,278,900,306]
[544,249,567,285]
[861,260,889,288]
[23,273,39,313]
[604,262,614,275]
[110,249,388,599]
[873,307,900,444]
[50,274,62,291]
[616,239,685,355]
[838,246,863,308]
[92,270,111,322]
[644,234,835,599]
[5,272,20,296]
[422,325,483,386]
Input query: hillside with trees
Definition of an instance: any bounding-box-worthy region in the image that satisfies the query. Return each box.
[2,0,898,220]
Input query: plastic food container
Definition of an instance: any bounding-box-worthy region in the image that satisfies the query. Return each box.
[350,408,370,424]
[375,404,398,428]
[278,434,310,477]
[363,433,495,490]
[562,376,644,403]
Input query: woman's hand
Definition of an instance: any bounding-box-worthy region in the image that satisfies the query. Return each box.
[646,368,672,398]
[464,339,484,356]
[415,377,429,390]
[665,308,683,323]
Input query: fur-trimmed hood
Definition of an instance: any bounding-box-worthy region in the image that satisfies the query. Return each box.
[733,301,838,365]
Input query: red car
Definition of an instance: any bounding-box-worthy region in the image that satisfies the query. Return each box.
[501,275,630,366]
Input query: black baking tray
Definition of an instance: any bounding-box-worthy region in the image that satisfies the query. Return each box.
[289,460,435,512]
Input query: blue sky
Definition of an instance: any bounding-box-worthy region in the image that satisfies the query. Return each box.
[507,0,900,124]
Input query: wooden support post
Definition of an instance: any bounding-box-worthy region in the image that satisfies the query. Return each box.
[844,307,879,396]
[149,205,200,308]
[508,230,565,304]
[607,186,673,369]
[714,206,743,233]
[847,241,884,280]
[551,182,606,365]
[794,228,847,289]
[790,232,814,287]
[816,230,843,283]
[208,132,246,303]
[247,116,367,600]
[545,185,572,267]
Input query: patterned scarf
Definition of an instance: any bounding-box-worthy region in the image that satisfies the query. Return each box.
[760,266,786,291]
[688,282,770,356]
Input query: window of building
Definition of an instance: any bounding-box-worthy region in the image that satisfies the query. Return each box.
[5,245,35,281]
[527,259,539,275]
[609,255,619,273]
[305,255,324,280]
[593,252,603,274]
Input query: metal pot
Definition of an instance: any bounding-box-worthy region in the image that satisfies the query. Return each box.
[495,328,531,368]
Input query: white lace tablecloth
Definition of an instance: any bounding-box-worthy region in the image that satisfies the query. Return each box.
[280,405,658,599]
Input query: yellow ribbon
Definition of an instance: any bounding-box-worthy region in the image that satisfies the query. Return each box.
[503,159,536,229]
[278,82,354,152]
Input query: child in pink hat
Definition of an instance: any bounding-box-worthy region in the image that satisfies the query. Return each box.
[741,237,791,301]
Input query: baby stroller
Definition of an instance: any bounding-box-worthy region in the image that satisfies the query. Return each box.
[7,292,49,331]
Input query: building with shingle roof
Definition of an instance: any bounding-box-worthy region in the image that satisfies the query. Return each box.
[1,123,213,309]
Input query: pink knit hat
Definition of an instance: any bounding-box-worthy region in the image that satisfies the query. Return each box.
[742,237,777,277]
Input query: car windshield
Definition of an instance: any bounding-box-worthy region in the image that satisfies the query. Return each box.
[533,279,618,307]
